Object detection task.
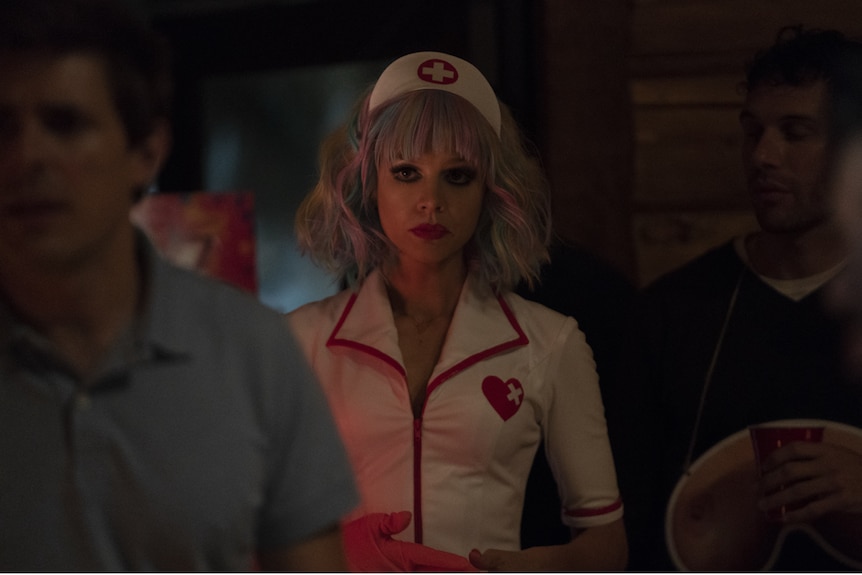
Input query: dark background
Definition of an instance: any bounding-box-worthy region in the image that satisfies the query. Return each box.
[148,0,537,191]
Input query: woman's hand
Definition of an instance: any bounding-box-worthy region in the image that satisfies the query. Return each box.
[469,519,628,571]
[343,511,478,572]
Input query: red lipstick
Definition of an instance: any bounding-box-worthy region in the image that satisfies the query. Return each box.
[410,223,449,240]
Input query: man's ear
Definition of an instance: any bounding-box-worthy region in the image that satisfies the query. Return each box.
[132,119,172,190]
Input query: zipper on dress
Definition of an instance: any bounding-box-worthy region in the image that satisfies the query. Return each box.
[413,417,423,544]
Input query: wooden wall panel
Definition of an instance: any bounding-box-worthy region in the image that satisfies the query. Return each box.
[635,107,745,207]
[632,0,862,75]
[538,0,636,281]
[632,74,743,106]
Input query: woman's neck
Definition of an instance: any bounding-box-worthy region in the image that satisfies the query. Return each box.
[383,260,466,326]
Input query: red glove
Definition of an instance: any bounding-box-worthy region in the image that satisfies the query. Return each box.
[343,511,478,572]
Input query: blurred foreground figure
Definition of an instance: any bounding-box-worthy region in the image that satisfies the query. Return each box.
[0,0,357,570]
[827,37,862,380]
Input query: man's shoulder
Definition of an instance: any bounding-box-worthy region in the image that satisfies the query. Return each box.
[162,260,270,310]
[149,257,291,344]
[644,241,742,296]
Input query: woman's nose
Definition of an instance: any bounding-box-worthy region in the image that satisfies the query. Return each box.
[418,182,444,212]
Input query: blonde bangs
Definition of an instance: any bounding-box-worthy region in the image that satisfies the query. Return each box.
[371,90,493,170]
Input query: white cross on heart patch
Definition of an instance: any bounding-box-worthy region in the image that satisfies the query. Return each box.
[482,375,524,421]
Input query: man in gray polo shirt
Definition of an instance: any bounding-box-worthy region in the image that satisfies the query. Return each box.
[0,0,357,569]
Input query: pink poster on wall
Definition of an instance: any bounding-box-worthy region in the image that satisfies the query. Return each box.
[130,191,258,295]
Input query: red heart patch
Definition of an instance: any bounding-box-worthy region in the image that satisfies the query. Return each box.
[482,376,524,421]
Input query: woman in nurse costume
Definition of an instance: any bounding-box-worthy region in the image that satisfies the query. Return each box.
[287,51,627,571]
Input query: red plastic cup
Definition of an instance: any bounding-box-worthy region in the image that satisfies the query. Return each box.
[749,421,825,520]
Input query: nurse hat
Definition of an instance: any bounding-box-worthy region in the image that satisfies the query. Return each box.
[368,51,502,136]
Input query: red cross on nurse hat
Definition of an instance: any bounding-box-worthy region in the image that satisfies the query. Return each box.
[368,51,502,136]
